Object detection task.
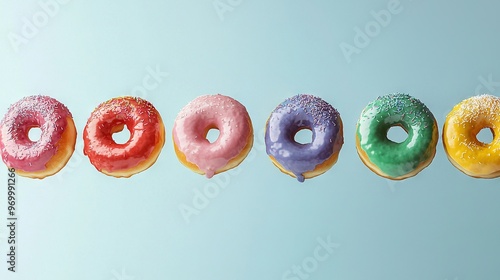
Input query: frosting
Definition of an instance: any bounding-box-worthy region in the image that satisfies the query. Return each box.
[443,94,500,177]
[265,94,343,182]
[83,96,164,174]
[0,95,72,172]
[172,94,253,178]
[356,93,438,178]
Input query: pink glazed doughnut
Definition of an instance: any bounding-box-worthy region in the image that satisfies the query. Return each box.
[172,94,253,178]
[0,95,77,179]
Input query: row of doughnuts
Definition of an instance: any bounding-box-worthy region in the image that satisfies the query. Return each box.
[0,94,499,181]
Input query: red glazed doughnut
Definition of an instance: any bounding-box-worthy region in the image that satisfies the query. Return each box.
[0,95,77,179]
[83,96,165,178]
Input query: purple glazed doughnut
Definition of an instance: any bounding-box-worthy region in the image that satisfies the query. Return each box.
[264,94,344,182]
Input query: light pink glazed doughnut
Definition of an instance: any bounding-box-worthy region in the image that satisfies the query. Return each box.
[172,94,253,178]
[0,95,77,179]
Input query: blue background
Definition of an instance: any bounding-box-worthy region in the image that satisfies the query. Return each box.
[1,0,500,279]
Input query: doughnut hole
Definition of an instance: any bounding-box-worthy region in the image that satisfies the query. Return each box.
[28,127,42,141]
[111,124,131,144]
[387,125,408,144]
[294,128,313,144]
[476,127,494,144]
[205,128,220,143]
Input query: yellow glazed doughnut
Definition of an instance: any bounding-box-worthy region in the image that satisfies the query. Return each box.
[443,94,500,178]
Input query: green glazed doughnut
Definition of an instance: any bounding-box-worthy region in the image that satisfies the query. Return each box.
[355,93,439,180]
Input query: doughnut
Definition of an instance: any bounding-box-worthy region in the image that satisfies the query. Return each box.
[83,96,165,178]
[0,95,77,179]
[443,95,500,178]
[172,94,253,178]
[355,93,438,180]
[264,94,343,182]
